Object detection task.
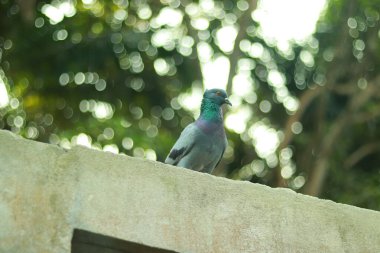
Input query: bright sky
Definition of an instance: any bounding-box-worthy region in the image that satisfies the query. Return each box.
[255,0,327,45]
[0,76,9,108]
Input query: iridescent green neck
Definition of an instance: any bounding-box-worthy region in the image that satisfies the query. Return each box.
[199,98,223,122]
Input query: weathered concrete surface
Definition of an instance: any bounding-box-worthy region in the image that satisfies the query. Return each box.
[0,129,379,253]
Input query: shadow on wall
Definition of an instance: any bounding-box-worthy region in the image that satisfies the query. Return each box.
[71,229,179,253]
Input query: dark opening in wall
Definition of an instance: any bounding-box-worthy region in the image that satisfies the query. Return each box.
[71,229,179,253]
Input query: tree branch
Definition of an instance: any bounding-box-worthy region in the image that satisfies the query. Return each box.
[352,105,380,123]
[344,142,380,169]
[304,82,378,196]
[16,0,36,24]
[282,86,325,150]
[275,85,324,186]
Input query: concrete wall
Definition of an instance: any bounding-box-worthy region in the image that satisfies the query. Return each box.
[0,129,380,253]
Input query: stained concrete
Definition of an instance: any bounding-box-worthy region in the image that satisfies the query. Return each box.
[0,129,379,253]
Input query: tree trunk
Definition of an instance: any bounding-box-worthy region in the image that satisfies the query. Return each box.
[226,0,258,95]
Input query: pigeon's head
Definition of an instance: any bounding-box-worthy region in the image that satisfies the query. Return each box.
[203,89,232,106]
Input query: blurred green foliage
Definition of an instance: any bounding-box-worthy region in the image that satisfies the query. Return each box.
[1,0,380,210]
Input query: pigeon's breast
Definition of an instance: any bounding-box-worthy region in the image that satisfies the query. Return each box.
[196,119,225,135]
[195,119,226,154]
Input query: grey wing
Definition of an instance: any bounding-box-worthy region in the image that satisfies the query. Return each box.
[164,123,198,165]
[214,146,225,169]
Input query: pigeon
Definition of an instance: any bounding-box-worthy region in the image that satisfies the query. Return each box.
[165,88,231,173]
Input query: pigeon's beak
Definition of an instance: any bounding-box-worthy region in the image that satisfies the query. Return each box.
[224,98,232,106]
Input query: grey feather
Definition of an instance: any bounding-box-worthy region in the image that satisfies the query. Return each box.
[165,122,227,173]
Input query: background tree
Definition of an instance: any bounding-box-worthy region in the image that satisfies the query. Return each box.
[0,0,379,210]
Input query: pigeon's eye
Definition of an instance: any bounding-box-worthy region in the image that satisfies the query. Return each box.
[215,91,221,96]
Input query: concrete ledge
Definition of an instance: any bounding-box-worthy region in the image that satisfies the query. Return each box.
[0,129,379,253]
